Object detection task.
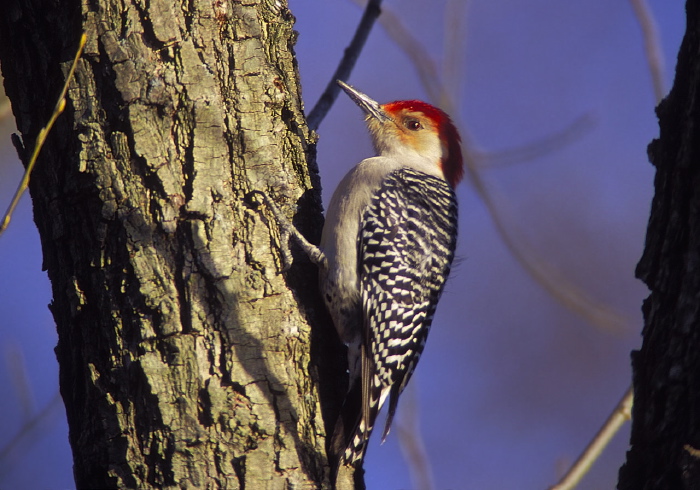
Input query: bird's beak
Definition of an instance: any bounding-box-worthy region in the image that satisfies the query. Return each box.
[337,80,391,123]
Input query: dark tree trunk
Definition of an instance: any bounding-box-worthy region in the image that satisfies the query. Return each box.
[0,0,351,487]
[619,2,700,488]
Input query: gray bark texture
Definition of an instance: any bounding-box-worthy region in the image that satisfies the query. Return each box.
[619,1,700,488]
[0,0,353,488]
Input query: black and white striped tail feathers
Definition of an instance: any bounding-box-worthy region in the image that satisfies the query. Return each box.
[329,371,363,467]
[329,348,385,470]
[330,168,458,473]
[331,348,379,466]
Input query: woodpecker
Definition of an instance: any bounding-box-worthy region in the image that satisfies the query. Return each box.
[249,80,463,470]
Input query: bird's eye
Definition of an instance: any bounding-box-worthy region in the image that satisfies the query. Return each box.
[405,119,422,131]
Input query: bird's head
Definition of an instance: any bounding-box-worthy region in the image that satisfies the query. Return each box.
[337,80,464,188]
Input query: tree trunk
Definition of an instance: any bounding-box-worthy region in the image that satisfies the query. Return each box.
[0,0,351,488]
[619,1,700,488]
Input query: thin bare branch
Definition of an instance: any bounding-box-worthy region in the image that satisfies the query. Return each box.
[442,0,470,108]
[0,99,11,123]
[372,5,444,104]
[0,391,63,474]
[467,160,629,330]
[482,113,597,167]
[629,0,667,102]
[373,3,629,331]
[396,382,435,490]
[0,75,11,123]
[549,387,633,490]
[0,33,86,237]
[306,0,383,131]
[4,344,36,421]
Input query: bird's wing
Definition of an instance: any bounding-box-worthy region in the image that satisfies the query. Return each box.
[359,167,458,445]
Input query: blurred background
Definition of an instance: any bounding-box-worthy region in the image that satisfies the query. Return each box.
[0,0,685,488]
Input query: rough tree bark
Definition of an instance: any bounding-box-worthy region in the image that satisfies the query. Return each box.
[0,0,352,488]
[618,2,700,488]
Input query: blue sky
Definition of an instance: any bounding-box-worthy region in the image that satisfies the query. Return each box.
[0,1,686,488]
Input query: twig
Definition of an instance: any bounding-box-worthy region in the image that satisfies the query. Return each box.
[482,114,597,168]
[374,5,444,106]
[0,98,11,122]
[396,382,435,490]
[0,391,63,472]
[549,387,633,490]
[4,343,36,421]
[0,33,87,237]
[306,0,383,131]
[629,0,667,102]
[442,0,470,108]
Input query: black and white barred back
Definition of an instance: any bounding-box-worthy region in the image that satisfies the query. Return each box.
[342,167,458,465]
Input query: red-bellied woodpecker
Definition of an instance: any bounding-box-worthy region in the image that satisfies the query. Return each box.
[249,80,463,470]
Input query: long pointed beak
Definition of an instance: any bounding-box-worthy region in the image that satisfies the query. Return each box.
[337,80,391,123]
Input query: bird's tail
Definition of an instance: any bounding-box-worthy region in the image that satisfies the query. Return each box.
[329,353,385,478]
[329,377,365,472]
